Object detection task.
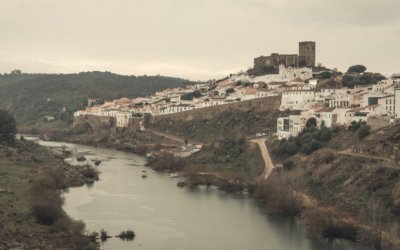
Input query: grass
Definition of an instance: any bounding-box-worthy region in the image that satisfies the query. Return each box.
[0,157,98,249]
[0,160,34,232]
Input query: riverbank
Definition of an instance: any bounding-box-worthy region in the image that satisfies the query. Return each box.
[59,140,359,250]
[0,138,99,249]
[42,122,375,249]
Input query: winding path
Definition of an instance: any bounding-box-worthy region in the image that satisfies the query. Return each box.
[338,149,395,165]
[250,138,275,179]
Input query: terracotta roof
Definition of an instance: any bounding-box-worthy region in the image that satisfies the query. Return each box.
[291,77,304,82]
[314,107,335,113]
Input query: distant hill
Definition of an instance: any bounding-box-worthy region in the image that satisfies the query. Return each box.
[0,71,195,131]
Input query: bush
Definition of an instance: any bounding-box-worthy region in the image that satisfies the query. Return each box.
[273,125,333,157]
[118,230,136,240]
[0,109,17,145]
[31,201,63,225]
[82,167,98,179]
[147,152,187,172]
[283,160,295,171]
[357,125,371,140]
[100,229,109,242]
[313,149,335,165]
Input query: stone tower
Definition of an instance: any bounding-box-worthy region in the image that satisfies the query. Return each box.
[298,41,316,67]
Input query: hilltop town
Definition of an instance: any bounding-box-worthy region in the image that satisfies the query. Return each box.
[74,41,400,141]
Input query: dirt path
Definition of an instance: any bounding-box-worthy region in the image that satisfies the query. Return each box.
[146,129,185,144]
[338,149,395,164]
[250,138,275,179]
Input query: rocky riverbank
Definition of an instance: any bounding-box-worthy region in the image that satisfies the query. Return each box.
[0,138,100,250]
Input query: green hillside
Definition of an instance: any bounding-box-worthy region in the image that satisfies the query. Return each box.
[0,71,195,130]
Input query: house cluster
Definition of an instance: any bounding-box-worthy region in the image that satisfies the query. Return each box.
[277,74,400,140]
[73,64,321,128]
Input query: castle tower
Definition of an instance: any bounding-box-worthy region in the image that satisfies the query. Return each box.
[298,41,316,67]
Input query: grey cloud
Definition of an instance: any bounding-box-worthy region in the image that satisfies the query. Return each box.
[0,0,399,80]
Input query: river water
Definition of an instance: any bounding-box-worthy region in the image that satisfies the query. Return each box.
[35,139,360,250]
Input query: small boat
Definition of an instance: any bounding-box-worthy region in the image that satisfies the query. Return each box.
[142,173,147,178]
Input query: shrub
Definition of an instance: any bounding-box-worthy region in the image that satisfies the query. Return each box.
[82,167,98,179]
[357,125,371,140]
[100,229,109,241]
[273,125,333,158]
[31,201,63,225]
[31,175,60,195]
[118,230,136,240]
[0,109,17,145]
[313,149,335,165]
[283,160,295,171]
[323,223,358,241]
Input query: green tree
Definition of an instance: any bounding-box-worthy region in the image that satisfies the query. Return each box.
[317,71,333,79]
[0,109,17,144]
[347,65,367,74]
[306,117,317,128]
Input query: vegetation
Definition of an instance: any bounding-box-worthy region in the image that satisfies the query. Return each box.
[0,71,194,130]
[117,230,136,240]
[248,65,279,76]
[347,64,367,73]
[315,71,333,79]
[147,152,187,172]
[0,109,17,144]
[342,72,385,88]
[264,123,400,249]
[100,229,110,242]
[0,157,98,249]
[150,108,291,144]
[272,120,333,157]
[181,90,202,100]
[357,124,371,140]
[347,120,371,140]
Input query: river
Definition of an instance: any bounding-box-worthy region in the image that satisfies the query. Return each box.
[35,138,360,250]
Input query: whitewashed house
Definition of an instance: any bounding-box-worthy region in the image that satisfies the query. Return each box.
[116,111,132,128]
[280,90,315,111]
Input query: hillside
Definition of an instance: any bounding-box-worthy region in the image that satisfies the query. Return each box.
[259,124,400,249]
[0,71,194,132]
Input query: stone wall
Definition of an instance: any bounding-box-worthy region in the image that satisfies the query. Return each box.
[146,96,281,126]
[73,115,115,130]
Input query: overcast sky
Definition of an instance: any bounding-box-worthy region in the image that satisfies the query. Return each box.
[0,0,399,80]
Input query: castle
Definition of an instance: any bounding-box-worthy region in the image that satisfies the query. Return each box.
[254,41,316,70]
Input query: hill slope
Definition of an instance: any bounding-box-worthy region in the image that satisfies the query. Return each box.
[0,72,194,131]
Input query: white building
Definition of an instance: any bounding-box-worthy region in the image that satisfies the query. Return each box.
[377,95,395,116]
[395,88,400,119]
[280,90,315,111]
[277,113,309,140]
[116,111,132,128]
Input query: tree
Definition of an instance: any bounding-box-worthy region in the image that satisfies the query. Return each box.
[10,69,22,75]
[306,117,317,128]
[0,109,17,144]
[347,65,367,74]
[317,71,333,79]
